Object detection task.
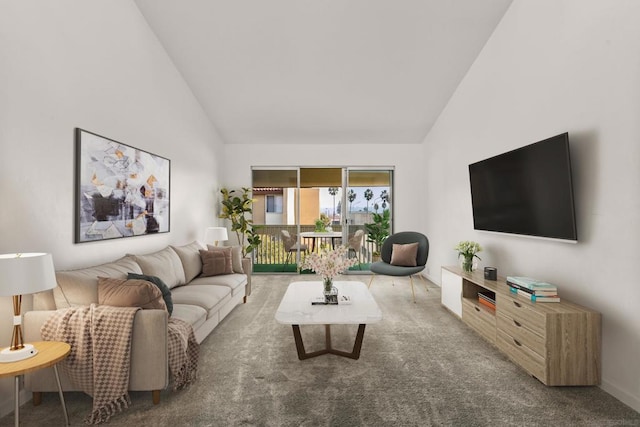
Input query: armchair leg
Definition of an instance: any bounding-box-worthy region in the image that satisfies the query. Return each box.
[152,390,160,405]
[33,392,42,406]
[418,273,428,293]
[410,275,416,303]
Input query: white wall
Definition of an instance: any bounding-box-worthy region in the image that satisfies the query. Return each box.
[222,143,425,235]
[0,1,224,416]
[423,0,640,412]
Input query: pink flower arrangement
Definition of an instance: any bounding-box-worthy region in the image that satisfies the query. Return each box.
[299,245,357,282]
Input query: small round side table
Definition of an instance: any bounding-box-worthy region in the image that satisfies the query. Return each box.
[0,341,70,427]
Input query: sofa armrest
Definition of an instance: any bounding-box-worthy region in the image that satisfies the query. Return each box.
[242,257,252,297]
[129,309,169,390]
[23,309,169,392]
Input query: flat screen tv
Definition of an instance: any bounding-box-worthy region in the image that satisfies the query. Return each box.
[469,133,577,242]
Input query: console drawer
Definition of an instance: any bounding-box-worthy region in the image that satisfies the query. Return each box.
[497,292,545,336]
[497,312,546,357]
[462,298,496,343]
[497,329,546,383]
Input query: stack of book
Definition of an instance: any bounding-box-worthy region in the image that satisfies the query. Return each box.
[477,290,496,310]
[506,276,560,303]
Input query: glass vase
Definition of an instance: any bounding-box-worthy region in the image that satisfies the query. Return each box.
[461,256,477,273]
[323,277,338,304]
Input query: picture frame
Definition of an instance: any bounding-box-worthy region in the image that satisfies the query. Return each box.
[75,128,170,243]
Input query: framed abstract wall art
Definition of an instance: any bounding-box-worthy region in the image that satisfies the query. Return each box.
[75,128,170,243]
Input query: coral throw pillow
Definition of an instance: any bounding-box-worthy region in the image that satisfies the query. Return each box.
[199,248,233,276]
[127,273,173,316]
[97,277,167,311]
[390,243,419,267]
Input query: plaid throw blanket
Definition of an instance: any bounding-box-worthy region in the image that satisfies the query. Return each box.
[41,304,198,424]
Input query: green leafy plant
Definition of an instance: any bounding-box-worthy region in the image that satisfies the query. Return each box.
[314,213,331,232]
[364,209,390,256]
[219,187,262,257]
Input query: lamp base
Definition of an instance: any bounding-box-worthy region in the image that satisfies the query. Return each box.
[0,344,38,363]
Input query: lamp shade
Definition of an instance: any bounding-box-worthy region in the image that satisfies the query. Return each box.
[0,253,57,297]
[204,227,229,245]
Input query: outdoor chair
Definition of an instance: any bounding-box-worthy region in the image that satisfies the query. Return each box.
[369,231,429,303]
[281,230,308,271]
[347,229,365,269]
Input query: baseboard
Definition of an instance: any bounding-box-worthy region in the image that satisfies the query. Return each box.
[423,271,440,286]
[600,379,640,413]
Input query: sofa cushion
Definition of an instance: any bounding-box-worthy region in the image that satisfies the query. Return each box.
[97,277,167,310]
[200,248,233,276]
[53,256,143,309]
[127,273,173,315]
[171,304,208,331]
[130,247,186,289]
[390,242,419,267]
[208,245,244,274]
[190,273,247,297]
[170,241,205,283]
[171,285,231,318]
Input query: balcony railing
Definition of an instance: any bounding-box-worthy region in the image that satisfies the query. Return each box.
[252,224,373,268]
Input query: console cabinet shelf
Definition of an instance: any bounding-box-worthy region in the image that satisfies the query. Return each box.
[441,266,601,386]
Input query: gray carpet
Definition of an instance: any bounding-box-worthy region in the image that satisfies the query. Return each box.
[2,274,639,426]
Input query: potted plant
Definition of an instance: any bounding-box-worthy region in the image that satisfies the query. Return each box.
[364,209,390,261]
[219,187,261,258]
[314,214,331,232]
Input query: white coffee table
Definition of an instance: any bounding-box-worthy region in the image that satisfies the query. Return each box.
[275,281,382,360]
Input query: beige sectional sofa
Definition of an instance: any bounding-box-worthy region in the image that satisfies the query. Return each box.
[23,241,251,404]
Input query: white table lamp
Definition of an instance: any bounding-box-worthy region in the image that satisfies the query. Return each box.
[0,253,57,363]
[204,227,229,246]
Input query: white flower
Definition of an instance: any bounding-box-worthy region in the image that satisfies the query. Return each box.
[454,240,482,260]
[299,245,358,279]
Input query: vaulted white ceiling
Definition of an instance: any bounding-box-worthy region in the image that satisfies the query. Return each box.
[134,0,512,145]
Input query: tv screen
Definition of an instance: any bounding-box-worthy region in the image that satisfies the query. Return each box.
[469,133,577,242]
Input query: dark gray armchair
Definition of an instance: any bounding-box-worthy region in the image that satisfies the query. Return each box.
[368,231,429,303]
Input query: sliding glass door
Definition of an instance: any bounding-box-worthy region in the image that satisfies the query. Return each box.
[251,166,393,273]
[344,169,393,270]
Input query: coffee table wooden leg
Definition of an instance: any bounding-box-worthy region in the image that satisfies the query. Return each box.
[351,324,366,359]
[292,325,329,360]
[292,324,367,360]
[325,324,332,350]
[292,325,306,359]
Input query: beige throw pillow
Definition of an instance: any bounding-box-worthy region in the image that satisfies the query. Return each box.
[130,247,186,289]
[170,241,205,282]
[207,245,244,274]
[97,277,167,310]
[200,248,233,276]
[390,242,419,267]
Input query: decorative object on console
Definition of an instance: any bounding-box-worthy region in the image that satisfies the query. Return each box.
[506,276,560,303]
[299,246,357,303]
[75,128,170,243]
[454,240,482,272]
[204,226,228,247]
[0,253,57,363]
[484,267,497,280]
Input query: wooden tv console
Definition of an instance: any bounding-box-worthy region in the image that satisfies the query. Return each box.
[441,266,601,386]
